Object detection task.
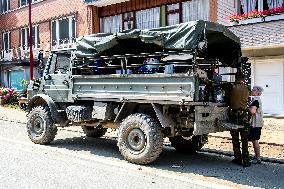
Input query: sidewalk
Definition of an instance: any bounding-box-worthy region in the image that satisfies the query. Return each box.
[0,106,27,123]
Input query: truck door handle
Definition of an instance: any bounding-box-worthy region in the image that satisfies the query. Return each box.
[63,80,69,86]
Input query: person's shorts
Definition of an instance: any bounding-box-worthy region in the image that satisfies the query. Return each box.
[248,127,262,141]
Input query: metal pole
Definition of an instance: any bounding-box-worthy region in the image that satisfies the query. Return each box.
[28,0,33,80]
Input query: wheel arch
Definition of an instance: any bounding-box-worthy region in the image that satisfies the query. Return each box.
[114,103,174,129]
[27,94,61,123]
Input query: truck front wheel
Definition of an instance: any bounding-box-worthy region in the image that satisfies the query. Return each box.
[169,135,207,153]
[82,126,107,138]
[27,105,57,144]
[117,113,163,164]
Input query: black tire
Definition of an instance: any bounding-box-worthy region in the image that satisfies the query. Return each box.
[169,135,206,153]
[82,126,107,138]
[27,105,57,144]
[117,113,164,164]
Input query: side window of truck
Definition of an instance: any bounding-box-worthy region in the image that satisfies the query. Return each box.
[49,53,70,74]
[55,53,71,74]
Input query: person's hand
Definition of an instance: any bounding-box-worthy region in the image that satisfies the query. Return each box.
[252,125,256,128]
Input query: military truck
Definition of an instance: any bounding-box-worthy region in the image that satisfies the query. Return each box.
[26,20,248,164]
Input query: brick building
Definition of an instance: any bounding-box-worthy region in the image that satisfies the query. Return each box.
[1,0,284,114]
[0,0,91,90]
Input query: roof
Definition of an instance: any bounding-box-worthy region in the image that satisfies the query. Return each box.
[74,20,242,66]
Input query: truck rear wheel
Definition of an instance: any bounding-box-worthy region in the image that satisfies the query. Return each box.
[82,126,107,138]
[27,105,57,144]
[117,113,163,164]
[169,135,206,153]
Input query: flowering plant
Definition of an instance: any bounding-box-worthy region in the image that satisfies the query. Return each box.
[228,6,284,22]
[0,87,20,105]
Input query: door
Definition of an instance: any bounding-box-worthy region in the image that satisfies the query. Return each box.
[254,60,284,114]
[44,52,71,102]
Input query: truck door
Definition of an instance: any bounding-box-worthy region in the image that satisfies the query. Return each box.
[44,52,71,102]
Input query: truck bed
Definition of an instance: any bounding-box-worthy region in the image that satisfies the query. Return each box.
[71,73,194,104]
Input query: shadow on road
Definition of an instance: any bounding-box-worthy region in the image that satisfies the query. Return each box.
[50,135,284,189]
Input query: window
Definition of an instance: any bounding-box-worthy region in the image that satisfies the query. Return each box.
[20,26,40,48]
[8,70,25,90]
[0,0,10,13]
[123,12,135,30]
[166,0,209,26]
[1,31,11,50]
[48,53,70,74]
[237,0,284,14]
[166,3,180,26]
[182,0,209,22]
[20,0,37,7]
[51,16,76,46]
[100,14,122,33]
[136,7,160,29]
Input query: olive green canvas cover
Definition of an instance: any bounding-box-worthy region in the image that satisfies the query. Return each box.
[75,20,241,66]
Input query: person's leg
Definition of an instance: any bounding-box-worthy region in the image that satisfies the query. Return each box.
[253,140,260,158]
[230,130,242,164]
[240,128,250,166]
[252,140,261,164]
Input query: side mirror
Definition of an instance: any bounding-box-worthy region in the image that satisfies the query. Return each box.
[44,75,52,80]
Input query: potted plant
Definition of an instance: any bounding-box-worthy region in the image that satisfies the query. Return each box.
[19,79,29,97]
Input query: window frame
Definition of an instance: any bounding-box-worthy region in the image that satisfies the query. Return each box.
[166,3,182,26]
[122,12,135,30]
[100,14,123,33]
[51,15,76,47]
[236,0,283,14]
[0,0,10,13]
[20,25,39,49]
[20,0,38,7]
[1,31,11,50]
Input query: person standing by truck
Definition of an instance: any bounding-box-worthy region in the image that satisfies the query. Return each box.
[248,85,264,164]
[228,72,250,167]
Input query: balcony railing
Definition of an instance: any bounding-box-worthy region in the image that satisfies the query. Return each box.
[0,41,76,63]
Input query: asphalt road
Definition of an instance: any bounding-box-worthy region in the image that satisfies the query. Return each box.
[0,120,283,189]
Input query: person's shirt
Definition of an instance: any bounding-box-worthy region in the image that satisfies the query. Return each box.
[229,82,249,110]
[250,99,259,109]
[250,96,264,127]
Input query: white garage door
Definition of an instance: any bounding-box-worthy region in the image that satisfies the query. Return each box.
[254,60,284,114]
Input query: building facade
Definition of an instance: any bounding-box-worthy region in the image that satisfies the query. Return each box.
[88,0,217,33]
[1,0,284,115]
[0,0,91,90]
[217,0,284,115]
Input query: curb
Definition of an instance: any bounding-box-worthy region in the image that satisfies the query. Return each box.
[208,134,284,147]
[201,148,284,164]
